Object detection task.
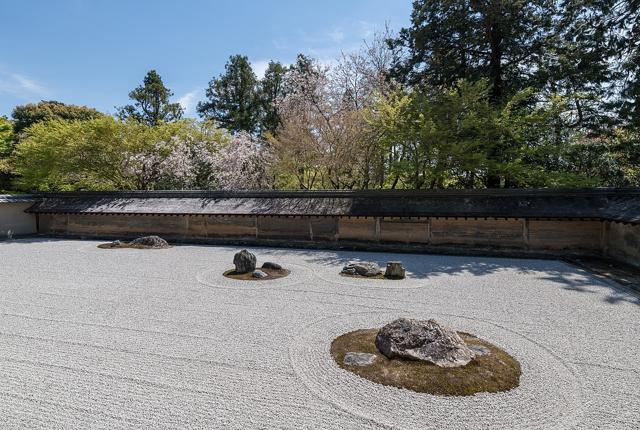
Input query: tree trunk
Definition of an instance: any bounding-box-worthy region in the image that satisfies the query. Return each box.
[474,0,504,103]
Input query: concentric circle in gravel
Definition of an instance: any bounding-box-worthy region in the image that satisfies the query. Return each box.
[330,328,521,396]
[197,262,310,289]
[290,311,583,430]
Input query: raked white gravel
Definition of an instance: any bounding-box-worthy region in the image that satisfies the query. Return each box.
[0,239,638,429]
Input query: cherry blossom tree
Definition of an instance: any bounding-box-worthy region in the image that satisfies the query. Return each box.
[210,132,274,190]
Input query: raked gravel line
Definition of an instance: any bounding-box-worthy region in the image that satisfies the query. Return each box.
[0,238,638,429]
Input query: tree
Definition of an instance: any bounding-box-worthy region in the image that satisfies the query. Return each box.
[210,132,274,189]
[0,117,14,188]
[258,61,288,134]
[12,117,202,191]
[389,0,554,102]
[271,54,380,189]
[117,70,183,126]
[11,115,274,192]
[0,117,12,157]
[608,0,640,127]
[367,80,597,189]
[11,101,103,134]
[197,55,261,133]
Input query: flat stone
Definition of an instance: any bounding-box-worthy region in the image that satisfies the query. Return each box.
[343,352,377,366]
[252,270,268,279]
[234,249,257,273]
[468,344,491,356]
[262,262,283,270]
[341,262,381,277]
[375,318,476,367]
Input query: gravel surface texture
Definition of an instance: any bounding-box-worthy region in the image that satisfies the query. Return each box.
[0,238,638,429]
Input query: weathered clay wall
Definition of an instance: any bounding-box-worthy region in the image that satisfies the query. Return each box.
[604,222,640,268]
[0,199,37,239]
[38,213,607,257]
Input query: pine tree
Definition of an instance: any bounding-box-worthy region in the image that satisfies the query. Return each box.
[258,61,288,134]
[389,0,554,102]
[117,70,183,126]
[197,55,261,133]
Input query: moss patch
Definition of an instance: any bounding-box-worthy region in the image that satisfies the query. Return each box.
[223,268,290,281]
[331,328,521,396]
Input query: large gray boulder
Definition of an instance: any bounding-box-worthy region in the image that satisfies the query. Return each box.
[233,249,257,273]
[341,262,382,277]
[130,235,169,248]
[375,318,476,367]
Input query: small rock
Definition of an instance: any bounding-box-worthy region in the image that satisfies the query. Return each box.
[375,318,476,367]
[111,240,122,247]
[385,261,406,279]
[234,249,257,273]
[130,235,169,248]
[343,352,377,366]
[262,262,283,271]
[252,270,268,279]
[341,262,382,277]
[468,344,491,357]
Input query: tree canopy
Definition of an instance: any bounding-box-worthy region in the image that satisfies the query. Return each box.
[11,100,104,134]
[258,61,288,134]
[197,55,261,133]
[3,1,640,192]
[117,70,183,126]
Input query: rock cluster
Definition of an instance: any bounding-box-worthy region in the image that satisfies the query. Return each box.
[375,318,476,367]
[233,250,257,273]
[341,262,382,277]
[130,235,169,248]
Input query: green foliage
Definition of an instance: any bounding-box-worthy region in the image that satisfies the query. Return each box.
[198,55,261,133]
[0,117,14,188]
[367,80,597,189]
[11,117,209,191]
[566,129,640,187]
[11,101,103,134]
[258,61,288,134]
[389,0,554,101]
[117,70,183,126]
[0,117,12,157]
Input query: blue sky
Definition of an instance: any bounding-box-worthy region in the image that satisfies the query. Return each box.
[0,0,412,118]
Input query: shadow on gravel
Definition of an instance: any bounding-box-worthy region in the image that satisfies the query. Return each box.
[292,248,640,307]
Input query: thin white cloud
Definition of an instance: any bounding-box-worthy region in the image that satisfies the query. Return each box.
[251,60,271,79]
[177,89,202,117]
[355,20,376,39]
[0,70,48,99]
[327,28,345,43]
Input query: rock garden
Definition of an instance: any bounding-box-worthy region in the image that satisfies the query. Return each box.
[223,249,290,280]
[331,318,521,396]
